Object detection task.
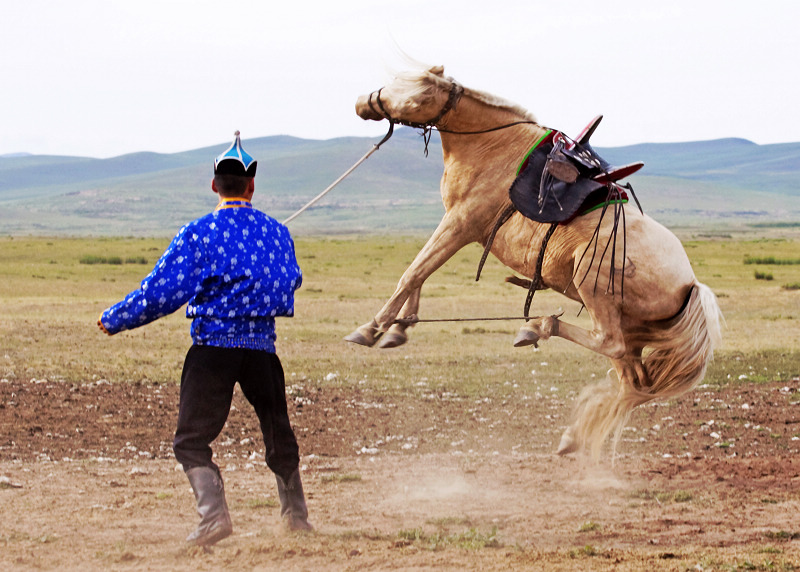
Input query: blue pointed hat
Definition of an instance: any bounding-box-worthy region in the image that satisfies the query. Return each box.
[214,131,257,177]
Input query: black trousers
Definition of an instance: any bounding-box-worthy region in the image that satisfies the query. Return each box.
[173,345,300,482]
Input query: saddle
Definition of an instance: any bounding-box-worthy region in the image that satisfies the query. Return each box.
[475,116,644,309]
[508,115,643,223]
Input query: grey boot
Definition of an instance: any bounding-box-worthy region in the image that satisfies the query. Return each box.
[275,468,312,531]
[185,466,233,546]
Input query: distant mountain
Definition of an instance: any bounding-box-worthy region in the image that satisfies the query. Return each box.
[599,138,800,195]
[1,129,798,236]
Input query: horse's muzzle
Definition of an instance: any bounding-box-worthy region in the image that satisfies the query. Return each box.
[355,94,384,121]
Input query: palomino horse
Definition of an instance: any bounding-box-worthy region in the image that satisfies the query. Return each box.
[346,65,722,457]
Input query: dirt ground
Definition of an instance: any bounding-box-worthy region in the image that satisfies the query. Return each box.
[2,375,799,571]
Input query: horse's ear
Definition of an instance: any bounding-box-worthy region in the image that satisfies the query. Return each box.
[429,65,445,77]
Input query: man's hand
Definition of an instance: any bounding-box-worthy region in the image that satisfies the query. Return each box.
[97,317,111,336]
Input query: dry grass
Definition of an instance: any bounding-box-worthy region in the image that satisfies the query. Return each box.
[1,235,798,394]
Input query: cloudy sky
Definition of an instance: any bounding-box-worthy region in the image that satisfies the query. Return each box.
[3,0,799,158]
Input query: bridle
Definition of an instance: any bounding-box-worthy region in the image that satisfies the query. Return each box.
[367,78,539,155]
[368,80,464,129]
[283,79,537,225]
[367,80,463,155]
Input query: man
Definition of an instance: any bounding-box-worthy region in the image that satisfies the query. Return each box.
[98,131,312,546]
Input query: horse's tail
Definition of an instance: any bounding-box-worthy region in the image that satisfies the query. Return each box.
[637,281,723,399]
[567,282,723,459]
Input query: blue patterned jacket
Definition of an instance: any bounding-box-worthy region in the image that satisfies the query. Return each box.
[99,198,302,352]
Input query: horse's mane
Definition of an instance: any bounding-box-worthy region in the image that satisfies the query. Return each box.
[390,63,537,123]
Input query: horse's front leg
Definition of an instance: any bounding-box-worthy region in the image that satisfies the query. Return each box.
[345,289,422,348]
[376,288,420,348]
[345,213,474,347]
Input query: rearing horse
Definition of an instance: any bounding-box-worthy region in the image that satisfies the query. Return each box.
[347,65,722,457]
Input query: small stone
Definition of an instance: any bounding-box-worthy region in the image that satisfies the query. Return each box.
[0,475,23,489]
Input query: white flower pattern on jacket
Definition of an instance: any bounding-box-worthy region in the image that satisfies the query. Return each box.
[100,200,302,352]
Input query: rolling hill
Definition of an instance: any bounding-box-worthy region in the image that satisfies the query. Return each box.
[1,128,798,236]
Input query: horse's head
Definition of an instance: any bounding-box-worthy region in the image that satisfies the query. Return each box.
[355,65,462,128]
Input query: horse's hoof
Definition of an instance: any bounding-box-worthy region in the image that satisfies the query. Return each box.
[513,328,539,348]
[344,330,375,347]
[377,331,407,349]
[344,321,381,347]
[556,427,579,456]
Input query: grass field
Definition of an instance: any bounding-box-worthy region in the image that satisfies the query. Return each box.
[2,233,799,394]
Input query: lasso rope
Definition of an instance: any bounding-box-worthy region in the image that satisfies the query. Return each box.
[282,122,396,225]
[394,314,540,326]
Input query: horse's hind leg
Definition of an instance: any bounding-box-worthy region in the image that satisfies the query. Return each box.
[514,302,627,360]
[557,356,647,457]
[514,296,639,456]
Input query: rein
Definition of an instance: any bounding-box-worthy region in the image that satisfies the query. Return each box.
[436,120,539,135]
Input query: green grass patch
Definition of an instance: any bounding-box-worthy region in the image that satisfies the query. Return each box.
[763,530,800,541]
[426,516,473,528]
[80,255,124,265]
[569,544,600,558]
[333,529,391,541]
[578,521,601,532]
[320,473,363,483]
[754,270,774,281]
[749,222,800,229]
[744,256,800,265]
[704,350,799,387]
[757,546,783,554]
[246,497,279,509]
[79,255,149,265]
[396,526,501,550]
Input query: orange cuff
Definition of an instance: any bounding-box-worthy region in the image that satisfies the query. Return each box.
[97,315,110,335]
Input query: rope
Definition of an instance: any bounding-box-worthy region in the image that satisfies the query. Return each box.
[282,122,395,225]
[281,81,535,226]
[394,314,537,326]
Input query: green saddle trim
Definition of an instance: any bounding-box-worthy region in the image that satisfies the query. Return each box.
[580,198,628,216]
[516,129,553,175]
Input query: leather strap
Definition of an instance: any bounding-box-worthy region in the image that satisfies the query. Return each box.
[476,204,517,282]
[524,223,558,319]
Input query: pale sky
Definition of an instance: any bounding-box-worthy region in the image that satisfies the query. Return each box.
[3,0,799,158]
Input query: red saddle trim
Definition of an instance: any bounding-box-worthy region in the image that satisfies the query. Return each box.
[593,162,644,184]
[575,115,604,145]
